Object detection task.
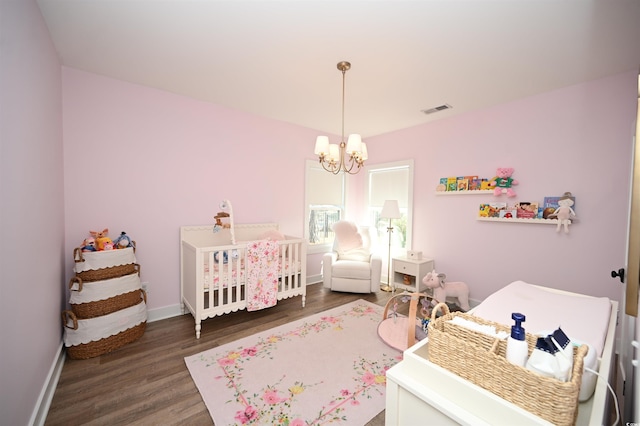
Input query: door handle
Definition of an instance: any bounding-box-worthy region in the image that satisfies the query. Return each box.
[610,268,625,283]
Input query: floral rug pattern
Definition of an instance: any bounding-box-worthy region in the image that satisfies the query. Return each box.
[185,300,401,425]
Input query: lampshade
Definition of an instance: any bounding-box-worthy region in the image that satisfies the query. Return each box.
[314,136,329,155]
[345,134,362,154]
[328,144,340,162]
[360,143,368,161]
[380,199,401,219]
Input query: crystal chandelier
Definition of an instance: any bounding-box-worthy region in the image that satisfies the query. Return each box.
[314,61,367,174]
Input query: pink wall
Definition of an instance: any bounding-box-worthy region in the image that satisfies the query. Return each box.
[63,68,637,311]
[3,4,635,424]
[366,70,637,302]
[0,1,65,424]
[62,68,322,311]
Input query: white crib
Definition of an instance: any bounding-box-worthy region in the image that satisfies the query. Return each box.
[180,223,307,339]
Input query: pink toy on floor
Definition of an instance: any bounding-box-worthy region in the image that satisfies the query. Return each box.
[423,269,470,311]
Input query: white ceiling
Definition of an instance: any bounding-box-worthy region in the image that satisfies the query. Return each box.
[37,0,640,139]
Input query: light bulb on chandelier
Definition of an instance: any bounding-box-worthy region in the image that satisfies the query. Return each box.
[314,61,367,175]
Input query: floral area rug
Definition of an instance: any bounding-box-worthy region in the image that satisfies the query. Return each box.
[185,299,401,425]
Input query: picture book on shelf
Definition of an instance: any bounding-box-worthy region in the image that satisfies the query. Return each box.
[499,208,517,219]
[457,178,469,191]
[480,180,493,190]
[479,202,507,218]
[542,195,576,219]
[446,177,457,191]
[469,179,479,191]
[515,202,539,219]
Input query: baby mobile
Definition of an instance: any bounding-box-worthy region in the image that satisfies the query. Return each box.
[213,199,235,244]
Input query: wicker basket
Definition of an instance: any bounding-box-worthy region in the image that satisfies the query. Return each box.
[77,263,140,282]
[62,291,147,360]
[68,275,143,319]
[65,321,146,360]
[427,302,587,426]
[73,246,138,282]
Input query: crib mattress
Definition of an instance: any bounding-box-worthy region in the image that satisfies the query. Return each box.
[471,280,611,357]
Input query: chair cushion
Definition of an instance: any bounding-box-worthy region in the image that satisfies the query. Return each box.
[338,246,370,262]
[332,260,372,280]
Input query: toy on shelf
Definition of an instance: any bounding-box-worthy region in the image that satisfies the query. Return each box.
[553,192,576,233]
[90,228,113,251]
[422,269,470,311]
[489,167,518,197]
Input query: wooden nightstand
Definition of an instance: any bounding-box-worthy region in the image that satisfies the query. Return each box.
[392,257,434,293]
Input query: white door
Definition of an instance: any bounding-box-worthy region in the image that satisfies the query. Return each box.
[615,71,640,423]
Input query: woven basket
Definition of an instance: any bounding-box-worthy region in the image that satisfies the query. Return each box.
[427,302,587,426]
[68,276,144,319]
[73,244,136,262]
[62,291,147,360]
[76,263,139,282]
[65,321,146,360]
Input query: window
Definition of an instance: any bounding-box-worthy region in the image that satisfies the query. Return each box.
[304,160,346,253]
[365,160,414,278]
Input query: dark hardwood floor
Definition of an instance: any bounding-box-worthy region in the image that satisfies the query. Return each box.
[45,283,394,426]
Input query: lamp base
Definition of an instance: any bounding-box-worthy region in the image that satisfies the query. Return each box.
[380,284,394,292]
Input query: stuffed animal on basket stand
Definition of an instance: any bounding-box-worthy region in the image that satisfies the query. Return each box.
[89,228,114,251]
[489,167,518,197]
[113,231,135,249]
[551,192,576,234]
[422,269,470,311]
[81,237,97,252]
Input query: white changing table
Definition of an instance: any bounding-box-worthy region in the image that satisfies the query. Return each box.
[385,296,618,426]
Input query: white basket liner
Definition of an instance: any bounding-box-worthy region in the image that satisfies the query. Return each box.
[69,273,141,305]
[74,247,136,273]
[64,301,147,346]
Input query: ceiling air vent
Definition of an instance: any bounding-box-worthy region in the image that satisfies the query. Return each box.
[421,104,452,115]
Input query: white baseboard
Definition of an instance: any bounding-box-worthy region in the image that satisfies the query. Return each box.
[147,303,183,322]
[307,274,322,285]
[30,342,65,426]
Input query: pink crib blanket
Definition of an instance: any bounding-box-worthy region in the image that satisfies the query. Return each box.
[246,240,279,311]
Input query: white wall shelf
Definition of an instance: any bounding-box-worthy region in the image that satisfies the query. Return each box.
[435,190,494,195]
[477,217,572,225]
